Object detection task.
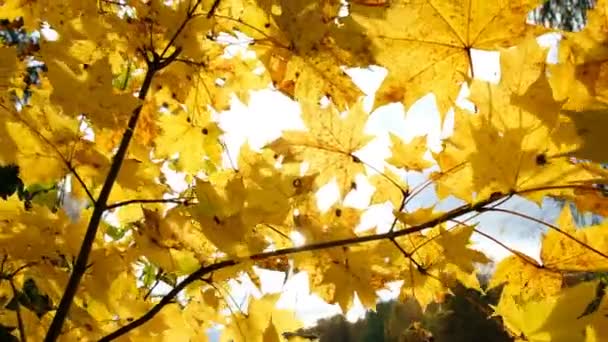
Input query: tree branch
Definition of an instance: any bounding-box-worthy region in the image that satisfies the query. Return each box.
[43,58,159,342]
[10,280,26,342]
[105,197,195,211]
[99,192,508,341]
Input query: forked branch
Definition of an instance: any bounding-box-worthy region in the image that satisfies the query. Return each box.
[100,183,608,340]
[99,191,509,341]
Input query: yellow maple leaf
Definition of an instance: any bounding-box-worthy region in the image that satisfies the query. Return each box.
[343,0,546,113]
[500,35,550,96]
[556,109,608,164]
[541,205,608,271]
[154,109,223,175]
[219,0,364,109]
[489,255,563,303]
[46,56,140,130]
[436,77,595,201]
[387,133,433,172]
[369,168,408,207]
[221,294,302,342]
[494,281,599,342]
[266,100,373,197]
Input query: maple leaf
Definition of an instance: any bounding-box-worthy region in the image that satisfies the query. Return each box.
[221,294,302,342]
[217,0,366,109]
[435,77,595,202]
[266,100,373,197]
[45,56,141,130]
[154,109,223,175]
[5,0,608,340]
[494,281,600,341]
[541,205,608,271]
[500,35,550,96]
[341,0,546,113]
[386,133,433,172]
[489,255,563,303]
[369,168,408,207]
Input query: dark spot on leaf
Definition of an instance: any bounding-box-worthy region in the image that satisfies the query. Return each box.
[202,128,208,135]
[264,22,271,28]
[295,71,300,78]
[536,153,547,166]
[292,178,302,188]
[489,191,503,201]
[350,181,357,190]
[335,208,342,217]
[416,265,427,274]
[213,216,221,224]
[186,116,191,123]
[82,63,89,69]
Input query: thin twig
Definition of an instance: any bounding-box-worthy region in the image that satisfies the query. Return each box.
[479,207,608,261]
[10,280,26,342]
[388,189,408,233]
[105,197,195,211]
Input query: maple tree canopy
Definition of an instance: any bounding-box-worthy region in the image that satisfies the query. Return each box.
[1,0,608,341]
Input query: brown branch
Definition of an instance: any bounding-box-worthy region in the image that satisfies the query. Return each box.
[99,191,508,341]
[388,189,408,233]
[105,197,195,211]
[43,54,161,341]
[207,0,221,18]
[10,280,26,342]
[160,0,204,58]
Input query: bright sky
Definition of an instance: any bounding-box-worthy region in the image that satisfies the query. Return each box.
[210,33,567,328]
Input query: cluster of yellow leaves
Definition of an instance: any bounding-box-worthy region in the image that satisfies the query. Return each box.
[1,0,608,341]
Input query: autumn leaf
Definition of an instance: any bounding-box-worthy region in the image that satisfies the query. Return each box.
[154,109,223,175]
[387,133,433,172]
[267,100,372,197]
[221,294,302,342]
[218,0,365,109]
[342,0,546,113]
[541,205,608,271]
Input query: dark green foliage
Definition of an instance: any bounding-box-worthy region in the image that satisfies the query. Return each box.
[0,164,23,200]
[0,323,18,342]
[7,278,53,319]
[284,283,511,342]
[530,0,595,31]
[422,284,511,342]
